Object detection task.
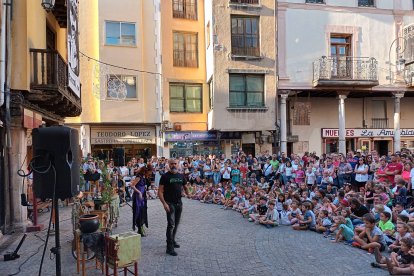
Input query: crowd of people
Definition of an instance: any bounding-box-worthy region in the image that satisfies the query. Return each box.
[82,148,414,272]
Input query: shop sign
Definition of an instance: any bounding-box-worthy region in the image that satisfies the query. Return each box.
[322,128,414,138]
[91,127,155,144]
[165,131,218,142]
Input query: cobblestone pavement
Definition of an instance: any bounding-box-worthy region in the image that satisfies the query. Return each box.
[0,199,387,276]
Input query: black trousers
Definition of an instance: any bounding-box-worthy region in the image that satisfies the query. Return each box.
[166,202,182,246]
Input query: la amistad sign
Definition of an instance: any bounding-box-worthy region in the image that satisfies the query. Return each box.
[322,128,414,138]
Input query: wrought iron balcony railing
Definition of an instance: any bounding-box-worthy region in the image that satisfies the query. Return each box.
[230,0,259,4]
[313,56,379,87]
[358,0,375,7]
[306,0,324,3]
[29,49,81,117]
[371,118,389,128]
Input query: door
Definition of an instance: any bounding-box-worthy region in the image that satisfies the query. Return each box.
[46,25,57,84]
[242,143,255,157]
[374,140,389,157]
[330,35,352,78]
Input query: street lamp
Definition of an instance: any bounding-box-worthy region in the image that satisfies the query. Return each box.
[387,37,408,84]
[41,0,55,12]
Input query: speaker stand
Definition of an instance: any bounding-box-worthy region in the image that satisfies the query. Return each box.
[50,196,62,276]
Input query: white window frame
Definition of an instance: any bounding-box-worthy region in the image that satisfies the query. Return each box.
[105,21,137,47]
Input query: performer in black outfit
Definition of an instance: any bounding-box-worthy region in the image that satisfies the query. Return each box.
[158,158,188,256]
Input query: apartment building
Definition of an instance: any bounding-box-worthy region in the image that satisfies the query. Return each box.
[205,0,277,157]
[160,0,212,158]
[0,0,81,231]
[66,0,162,163]
[278,0,414,156]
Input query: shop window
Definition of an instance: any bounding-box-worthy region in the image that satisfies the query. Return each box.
[229,74,264,107]
[170,83,202,113]
[107,75,137,99]
[105,21,136,46]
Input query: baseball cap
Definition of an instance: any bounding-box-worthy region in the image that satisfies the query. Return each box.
[340,199,349,207]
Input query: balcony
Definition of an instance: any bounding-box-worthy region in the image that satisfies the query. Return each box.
[229,0,261,10]
[358,0,375,7]
[306,0,324,3]
[371,118,389,128]
[230,0,259,4]
[28,49,81,117]
[313,56,379,88]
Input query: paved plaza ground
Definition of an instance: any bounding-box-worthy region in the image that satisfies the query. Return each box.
[0,199,387,276]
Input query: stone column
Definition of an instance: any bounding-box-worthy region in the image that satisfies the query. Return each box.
[338,94,347,154]
[393,92,405,152]
[279,91,289,154]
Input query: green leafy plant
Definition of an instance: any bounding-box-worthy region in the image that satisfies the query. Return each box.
[100,165,113,204]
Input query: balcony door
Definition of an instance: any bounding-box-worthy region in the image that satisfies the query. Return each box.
[330,35,351,78]
[46,25,57,84]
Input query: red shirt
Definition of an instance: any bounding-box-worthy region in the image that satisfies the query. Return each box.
[385,162,403,184]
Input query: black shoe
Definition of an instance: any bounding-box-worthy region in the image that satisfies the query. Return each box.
[166,249,178,256]
[173,242,180,248]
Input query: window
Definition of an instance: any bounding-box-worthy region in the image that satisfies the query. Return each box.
[206,21,211,48]
[358,0,375,7]
[173,32,198,67]
[229,74,264,107]
[107,75,137,99]
[231,16,260,57]
[230,0,259,4]
[173,0,197,20]
[170,83,202,112]
[208,79,213,109]
[305,0,324,3]
[105,21,136,46]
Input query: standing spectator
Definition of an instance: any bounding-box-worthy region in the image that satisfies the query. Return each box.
[385,154,403,185]
[354,157,369,192]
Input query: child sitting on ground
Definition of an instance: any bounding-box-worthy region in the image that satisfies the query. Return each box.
[248,196,268,223]
[315,210,332,234]
[371,237,414,273]
[259,201,279,228]
[280,202,292,226]
[330,215,354,243]
[292,202,316,231]
[288,200,302,225]
[352,213,387,253]
[389,222,411,252]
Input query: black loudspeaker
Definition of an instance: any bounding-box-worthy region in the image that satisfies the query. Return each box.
[32,126,80,200]
[113,148,125,167]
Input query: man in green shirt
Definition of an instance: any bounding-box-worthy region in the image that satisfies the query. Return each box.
[269,155,279,172]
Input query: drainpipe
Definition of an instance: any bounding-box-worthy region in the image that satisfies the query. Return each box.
[0,1,7,107]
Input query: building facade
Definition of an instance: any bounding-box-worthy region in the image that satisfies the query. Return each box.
[160,0,212,158]
[205,0,277,157]
[1,0,81,231]
[66,0,163,163]
[278,0,414,156]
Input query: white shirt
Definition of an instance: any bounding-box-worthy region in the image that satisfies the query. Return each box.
[221,167,231,179]
[410,168,414,188]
